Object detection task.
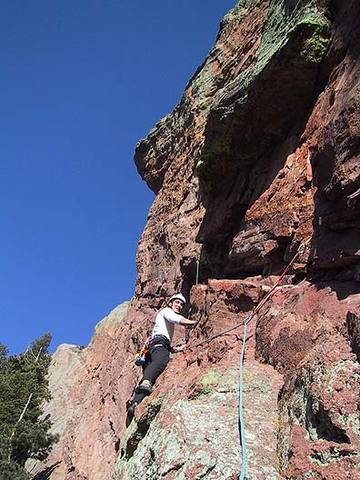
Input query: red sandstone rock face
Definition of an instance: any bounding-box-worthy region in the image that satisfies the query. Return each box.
[115,278,285,479]
[36,1,360,479]
[28,302,150,480]
[256,281,360,478]
[134,0,271,304]
[135,0,360,289]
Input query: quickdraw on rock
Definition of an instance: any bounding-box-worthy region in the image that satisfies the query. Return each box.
[134,338,150,366]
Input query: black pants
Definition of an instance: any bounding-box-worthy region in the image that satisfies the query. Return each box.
[133,335,170,404]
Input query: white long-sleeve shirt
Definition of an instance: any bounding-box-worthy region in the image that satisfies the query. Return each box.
[151,307,182,342]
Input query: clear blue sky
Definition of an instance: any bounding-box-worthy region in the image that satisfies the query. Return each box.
[1,0,235,354]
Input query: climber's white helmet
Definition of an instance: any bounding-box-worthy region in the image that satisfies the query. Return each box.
[168,293,186,307]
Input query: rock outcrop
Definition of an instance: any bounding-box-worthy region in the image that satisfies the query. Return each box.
[34,1,360,479]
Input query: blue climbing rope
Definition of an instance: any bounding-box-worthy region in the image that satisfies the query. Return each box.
[235,243,306,479]
[238,318,248,480]
[189,243,306,479]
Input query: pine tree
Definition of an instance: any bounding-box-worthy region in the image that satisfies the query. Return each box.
[0,335,58,480]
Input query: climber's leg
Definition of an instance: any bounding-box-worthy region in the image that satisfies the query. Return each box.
[126,339,170,426]
[133,390,147,404]
[142,345,170,385]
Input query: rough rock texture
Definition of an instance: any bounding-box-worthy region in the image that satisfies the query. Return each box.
[256,281,360,478]
[113,279,284,479]
[115,360,282,480]
[35,1,360,479]
[29,303,135,480]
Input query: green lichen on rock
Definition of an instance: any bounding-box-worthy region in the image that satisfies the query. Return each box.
[232,0,264,16]
[196,0,331,196]
[218,367,239,393]
[300,19,330,63]
[243,369,274,394]
[189,369,221,398]
[146,394,165,419]
[238,0,263,9]
[118,394,165,466]
[303,471,320,478]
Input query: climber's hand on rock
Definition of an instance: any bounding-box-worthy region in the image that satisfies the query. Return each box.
[173,344,186,353]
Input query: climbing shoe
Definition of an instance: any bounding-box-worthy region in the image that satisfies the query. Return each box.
[126,401,137,427]
[136,380,153,394]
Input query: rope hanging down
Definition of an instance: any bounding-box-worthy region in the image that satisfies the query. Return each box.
[237,242,307,480]
[188,240,309,479]
[238,319,248,480]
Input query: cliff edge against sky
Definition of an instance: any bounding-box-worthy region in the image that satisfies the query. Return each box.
[32,1,360,479]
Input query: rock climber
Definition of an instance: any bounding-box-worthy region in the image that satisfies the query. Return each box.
[126,293,196,424]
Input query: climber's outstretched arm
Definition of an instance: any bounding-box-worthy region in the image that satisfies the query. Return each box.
[179,317,197,326]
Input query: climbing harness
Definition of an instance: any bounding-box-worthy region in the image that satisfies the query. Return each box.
[134,338,150,366]
[134,335,174,366]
